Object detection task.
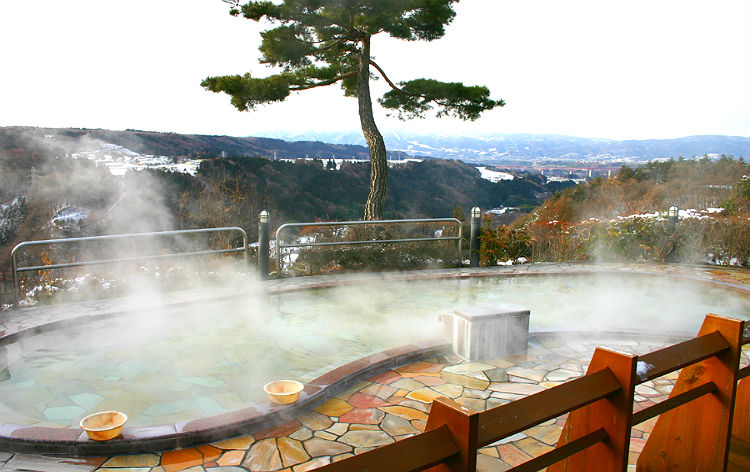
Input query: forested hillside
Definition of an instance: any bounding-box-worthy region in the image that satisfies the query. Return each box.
[536,157,748,221]
[188,156,557,224]
[481,157,750,266]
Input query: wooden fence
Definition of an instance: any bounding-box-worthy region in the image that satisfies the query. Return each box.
[314,314,749,471]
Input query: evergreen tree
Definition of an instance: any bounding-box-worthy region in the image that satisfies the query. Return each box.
[202,0,503,219]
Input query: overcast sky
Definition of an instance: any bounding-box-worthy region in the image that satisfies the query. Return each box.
[1,0,748,140]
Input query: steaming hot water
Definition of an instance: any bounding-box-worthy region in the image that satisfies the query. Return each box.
[0,273,747,428]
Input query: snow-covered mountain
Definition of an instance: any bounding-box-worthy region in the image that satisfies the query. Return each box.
[261,131,750,164]
[4,126,747,168]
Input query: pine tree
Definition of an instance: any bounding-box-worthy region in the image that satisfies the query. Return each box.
[203,0,503,220]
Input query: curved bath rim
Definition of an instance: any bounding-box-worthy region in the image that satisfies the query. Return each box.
[0,340,450,455]
[263,262,750,296]
[2,263,747,344]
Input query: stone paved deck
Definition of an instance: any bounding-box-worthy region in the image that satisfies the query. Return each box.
[1,332,747,472]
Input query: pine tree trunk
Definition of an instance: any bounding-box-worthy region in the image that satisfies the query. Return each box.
[357,36,387,221]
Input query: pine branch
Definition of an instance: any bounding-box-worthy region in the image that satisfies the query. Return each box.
[369,60,419,98]
[370,60,503,118]
[290,71,357,91]
[378,78,504,121]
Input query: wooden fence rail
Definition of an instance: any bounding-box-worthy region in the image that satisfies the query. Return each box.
[314,314,749,472]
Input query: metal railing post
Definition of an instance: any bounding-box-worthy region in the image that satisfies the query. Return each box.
[470,207,481,268]
[667,205,679,263]
[258,210,269,280]
[457,223,463,268]
[275,229,283,279]
[243,231,249,265]
[11,247,20,307]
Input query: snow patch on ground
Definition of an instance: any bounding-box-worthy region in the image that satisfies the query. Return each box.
[585,208,726,224]
[477,166,514,182]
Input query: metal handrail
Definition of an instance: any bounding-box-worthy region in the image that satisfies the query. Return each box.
[10,227,248,306]
[274,218,463,277]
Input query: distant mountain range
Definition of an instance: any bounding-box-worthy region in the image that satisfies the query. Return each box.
[0,127,410,161]
[262,131,750,164]
[2,126,748,165]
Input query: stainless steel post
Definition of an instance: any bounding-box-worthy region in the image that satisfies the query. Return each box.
[258,210,270,279]
[470,206,481,267]
[457,224,463,268]
[11,249,20,307]
[667,205,679,263]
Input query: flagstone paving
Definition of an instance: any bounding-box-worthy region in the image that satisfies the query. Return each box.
[1,333,746,472]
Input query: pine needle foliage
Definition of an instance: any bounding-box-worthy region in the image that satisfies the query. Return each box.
[202,0,503,219]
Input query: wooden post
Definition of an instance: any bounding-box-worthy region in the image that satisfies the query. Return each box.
[548,347,637,472]
[637,314,743,471]
[733,376,749,443]
[731,320,749,467]
[729,377,750,470]
[423,397,479,472]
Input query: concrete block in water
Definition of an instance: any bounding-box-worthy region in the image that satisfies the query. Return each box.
[441,304,530,361]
